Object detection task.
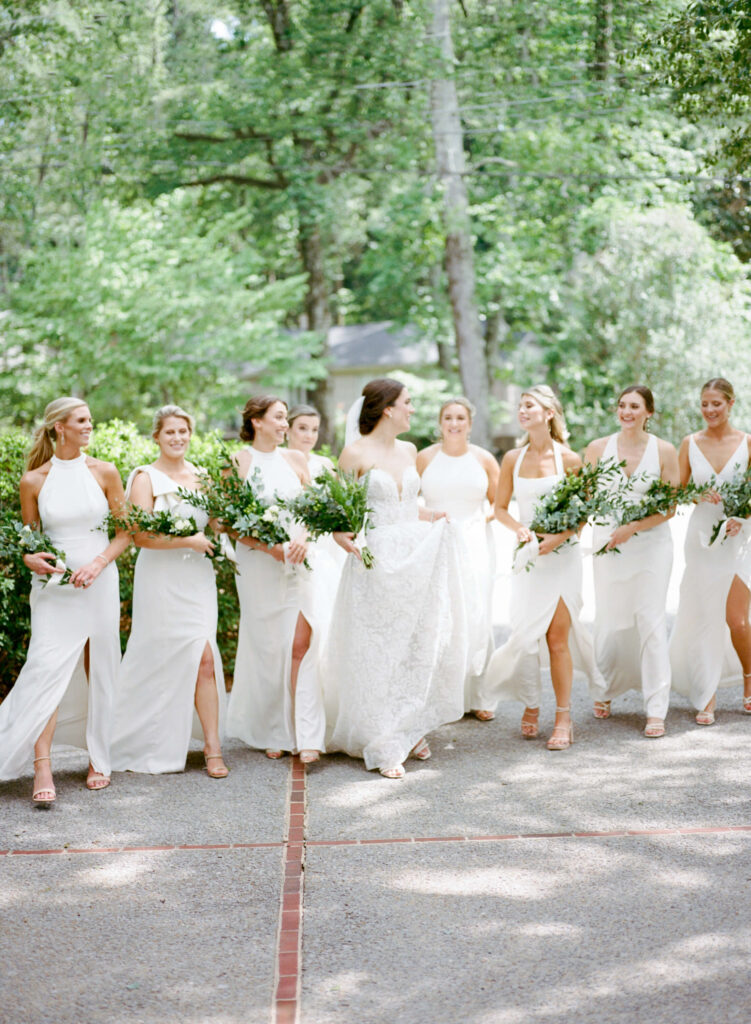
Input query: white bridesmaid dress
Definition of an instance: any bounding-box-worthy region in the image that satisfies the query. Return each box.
[420,449,495,710]
[323,466,468,772]
[0,454,120,780]
[670,434,750,709]
[110,466,227,773]
[477,442,599,710]
[227,448,326,753]
[590,434,673,719]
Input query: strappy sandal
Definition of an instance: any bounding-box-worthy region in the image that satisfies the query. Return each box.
[593,701,611,720]
[696,698,716,726]
[743,672,751,714]
[379,765,406,779]
[86,764,111,790]
[32,756,56,807]
[471,710,495,721]
[265,749,284,759]
[547,707,573,751]
[521,707,539,739]
[410,738,431,760]
[204,752,229,778]
[299,750,320,764]
[644,719,665,739]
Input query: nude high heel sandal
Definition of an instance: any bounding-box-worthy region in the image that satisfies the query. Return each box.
[32,756,56,807]
[547,707,573,751]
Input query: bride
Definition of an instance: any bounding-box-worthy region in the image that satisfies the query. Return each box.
[324,378,469,778]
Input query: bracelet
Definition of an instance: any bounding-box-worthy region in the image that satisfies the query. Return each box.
[94,553,109,566]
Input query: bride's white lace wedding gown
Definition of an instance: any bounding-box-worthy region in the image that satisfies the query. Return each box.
[323,466,469,771]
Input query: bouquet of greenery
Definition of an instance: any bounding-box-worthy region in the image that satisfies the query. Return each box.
[515,459,623,570]
[283,470,375,568]
[103,506,231,566]
[8,520,73,586]
[706,467,751,545]
[592,476,711,555]
[184,462,298,562]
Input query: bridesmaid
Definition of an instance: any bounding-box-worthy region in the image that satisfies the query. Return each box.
[0,397,128,803]
[585,386,679,738]
[417,397,500,720]
[286,404,335,479]
[478,385,598,750]
[110,405,228,778]
[670,378,751,723]
[226,395,325,763]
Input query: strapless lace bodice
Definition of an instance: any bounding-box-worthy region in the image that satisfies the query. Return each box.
[367,467,420,528]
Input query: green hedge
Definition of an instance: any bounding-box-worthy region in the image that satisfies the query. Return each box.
[0,423,241,698]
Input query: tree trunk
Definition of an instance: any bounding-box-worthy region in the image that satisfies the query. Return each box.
[590,0,612,80]
[298,221,334,444]
[429,0,491,447]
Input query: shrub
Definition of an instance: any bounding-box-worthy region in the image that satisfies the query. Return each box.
[0,423,242,698]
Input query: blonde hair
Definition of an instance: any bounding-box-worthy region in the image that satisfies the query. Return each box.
[151,404,195,439]
[27,396,89,471]
[701,377,734,403]
[439,397,475,422]
[517,385,568,446]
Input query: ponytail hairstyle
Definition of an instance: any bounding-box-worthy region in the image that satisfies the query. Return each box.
[701,377,735,404]
[617,384,655,415]
[151,404,195,439]
[27,396,89,471]
[359,378,405,436]
[517,385,568,447]
[240,394,287,442]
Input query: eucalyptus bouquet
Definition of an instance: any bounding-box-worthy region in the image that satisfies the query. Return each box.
[706,467,751,545]
[10,520,73,586]
[593,476,711,555]
[103,506,230,566]
[515,458,623,569]
[283,470,375,568]
[185,461,297,560]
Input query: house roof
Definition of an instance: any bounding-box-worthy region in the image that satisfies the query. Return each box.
[328,321,437,370]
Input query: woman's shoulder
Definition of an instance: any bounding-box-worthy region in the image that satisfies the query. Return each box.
[397,438,417,459]
[416,443,440,473]
[282,447,308,471]
[85,455,121,482]
[469,443,498,471]
[19,463,49,493]
[654,435,677,457]
[560,446,582,471]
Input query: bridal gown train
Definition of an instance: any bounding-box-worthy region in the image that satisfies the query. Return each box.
[323,466,469,772]
[590,434,673,718]
[226,448,326,753]
[477,442,600,711]
[670,434,751,709]
[0,454,120,780]
[420,450,495,711]
[110,466,226,773]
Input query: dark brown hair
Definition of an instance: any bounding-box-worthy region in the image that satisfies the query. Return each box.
[240,394,287,442]
[617,384,654,415]
[359,378,405,436]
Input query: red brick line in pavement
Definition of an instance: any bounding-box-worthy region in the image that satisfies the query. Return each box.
[2,824,751,859]
[273,755,306,1024]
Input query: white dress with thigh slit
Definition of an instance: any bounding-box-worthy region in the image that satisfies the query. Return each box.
[0,454,120,780]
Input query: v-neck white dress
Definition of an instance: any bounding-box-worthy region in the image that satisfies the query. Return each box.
[323,466,468,771]
[0,454,120,780]
[477,443,599,711]
[110,465,226,773]
[590,433,673,718]
[670,434,751,709]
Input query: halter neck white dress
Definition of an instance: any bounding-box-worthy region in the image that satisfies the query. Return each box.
[590,433,673,718]
[323,466,468,771]
[110,465,226,773]
[420,449,495,710]
[0,454,120,780]
[477,443,599,710]
[670,434,751,709]
[226,447,326,753]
